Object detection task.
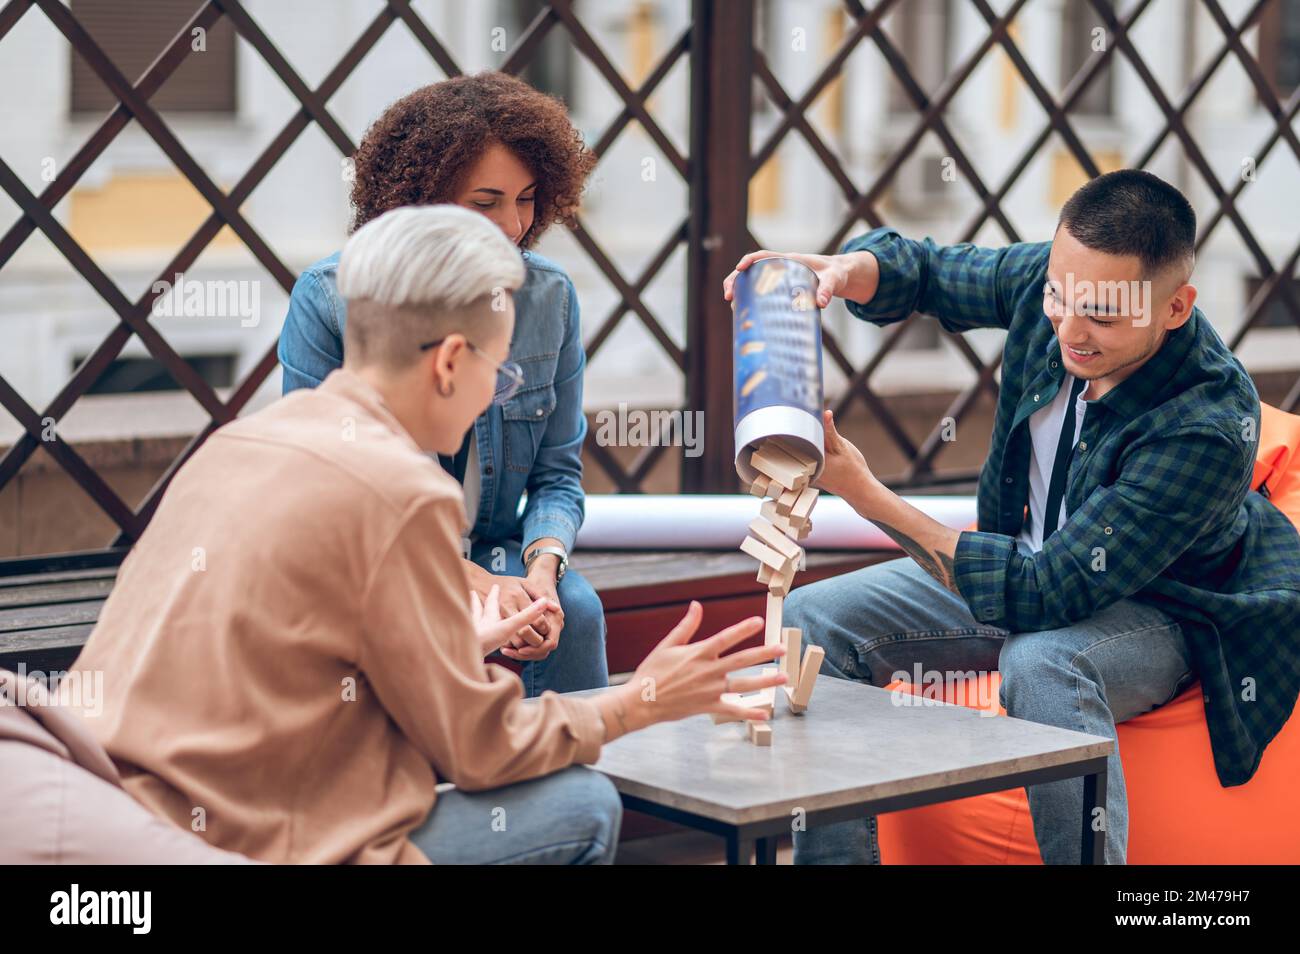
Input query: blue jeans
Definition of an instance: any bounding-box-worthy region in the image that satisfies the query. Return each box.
[470,538,609,697]
[408,766,622,864]
[786,555,1194,865]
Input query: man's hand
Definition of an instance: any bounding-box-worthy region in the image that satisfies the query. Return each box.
[722,249,880,309]
[815,408,881,501]
[470,584,559,658]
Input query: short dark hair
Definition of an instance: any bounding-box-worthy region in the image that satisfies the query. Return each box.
[1058,169,1196,278]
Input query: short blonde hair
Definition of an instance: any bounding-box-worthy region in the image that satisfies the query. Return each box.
[337,205,525,369]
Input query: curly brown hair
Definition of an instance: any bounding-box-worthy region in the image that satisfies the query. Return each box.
[348,72,595,247]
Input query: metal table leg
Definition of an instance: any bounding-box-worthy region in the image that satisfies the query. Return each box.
[1080,769,1107,864]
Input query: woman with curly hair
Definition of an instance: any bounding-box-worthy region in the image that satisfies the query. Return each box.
[279,72,607,697]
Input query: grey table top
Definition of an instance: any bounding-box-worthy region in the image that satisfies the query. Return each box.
[575,672,1113,827]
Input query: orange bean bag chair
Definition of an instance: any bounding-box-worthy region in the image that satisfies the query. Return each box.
[877,402,1300,864]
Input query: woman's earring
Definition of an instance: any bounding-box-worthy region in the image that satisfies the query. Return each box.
[438,380,455,398]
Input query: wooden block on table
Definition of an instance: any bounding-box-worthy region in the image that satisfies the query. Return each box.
[748,517,802,562]
[765,591,783,645]
[782,627,802,684]
[782,684,805,714]
[791,644,825,708]
[711,691,745,724]
[740,534,786,572]
[747,720,773,746]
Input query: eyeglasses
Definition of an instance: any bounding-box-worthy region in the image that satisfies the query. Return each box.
[419,337,525,405]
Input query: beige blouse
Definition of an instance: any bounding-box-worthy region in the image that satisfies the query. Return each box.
[68,368,605,864]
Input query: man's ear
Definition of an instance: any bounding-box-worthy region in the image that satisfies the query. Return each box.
[1166,282,1197,331]
[428,334,467,390]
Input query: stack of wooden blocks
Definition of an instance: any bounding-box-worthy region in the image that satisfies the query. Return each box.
[716,437,826,746]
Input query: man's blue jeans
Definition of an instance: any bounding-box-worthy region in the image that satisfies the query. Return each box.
[786,554,1195,865]
[470,539,609,697]
[409,766,622,864]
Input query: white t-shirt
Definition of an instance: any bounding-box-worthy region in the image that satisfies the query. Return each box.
[1016,375,1090,553]
[461,429,481,536]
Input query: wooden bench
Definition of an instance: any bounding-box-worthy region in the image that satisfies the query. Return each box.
[0,550,893,675]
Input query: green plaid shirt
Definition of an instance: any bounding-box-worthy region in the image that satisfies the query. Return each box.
[842,227,1300,787]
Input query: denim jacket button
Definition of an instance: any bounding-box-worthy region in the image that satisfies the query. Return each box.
[535,408,544,417]
[484,466,494,476]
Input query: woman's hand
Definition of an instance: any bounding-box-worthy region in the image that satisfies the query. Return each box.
[722,249,879,309]
[593,602,789,738]
[815,408,881,503]
[470,584,559,658]
[465,561,550,654]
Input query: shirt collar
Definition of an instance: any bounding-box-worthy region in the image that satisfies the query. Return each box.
[316,366,425,456]
[1042,309,1201,422]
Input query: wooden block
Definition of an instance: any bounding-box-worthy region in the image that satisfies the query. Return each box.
[791,486,820,521]
[769,436,817,472]
[782,684,805,714]
[768,557,797,596]
[757,562,773,585]
[747,721,773,746]
[740,534,786,571]
[748,517,801,562]
[775,486,800,515]
[782,627,801,684]
[765,591,783,645]
[751,444,809,491]
[748,474,772,498]
[791,645,825,708]
[711,691,745,724]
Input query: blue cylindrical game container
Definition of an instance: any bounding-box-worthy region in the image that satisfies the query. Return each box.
[732,257,825,484]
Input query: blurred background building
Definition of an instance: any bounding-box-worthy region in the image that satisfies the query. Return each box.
[0,0,1297,557]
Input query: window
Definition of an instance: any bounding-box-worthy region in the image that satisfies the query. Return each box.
[1060,0,1115,116]
[69,0,237,115]
[1258,0,1300,101]
[887,0,952,114]
[77,355,236,395]
[1244,276,1300,330]
[505,0,576,105]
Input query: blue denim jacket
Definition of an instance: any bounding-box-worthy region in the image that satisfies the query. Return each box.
[278,249,587,554]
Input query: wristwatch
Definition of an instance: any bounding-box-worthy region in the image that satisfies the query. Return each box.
[524,545,569,583]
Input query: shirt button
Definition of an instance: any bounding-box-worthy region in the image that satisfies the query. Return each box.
[1050,361,1059,369]
[1033,394,1040,402]
[1104,526,1113,535]
[1079,441,1087,451]
[485,466,494,476]
[1005,477,1013,484]
[1203,693,1211,704]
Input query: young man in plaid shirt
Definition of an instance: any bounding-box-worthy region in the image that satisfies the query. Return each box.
[724,169,1300,864]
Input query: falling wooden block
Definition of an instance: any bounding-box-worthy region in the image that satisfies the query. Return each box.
[740,534,786,572]
[765,591,783,645]
[791,486,820,522]
[748,474,772,498]
[782,627,801,685]
[757,562,773,585]
[748,517,802,563]
[775,486,800,515]
[747,721,773,746]
[783,684,805,714]
[768,557,797,596]
[791,644,825,708]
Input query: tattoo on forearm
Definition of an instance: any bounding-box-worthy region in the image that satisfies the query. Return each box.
[874,521,960,594]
